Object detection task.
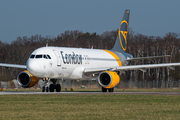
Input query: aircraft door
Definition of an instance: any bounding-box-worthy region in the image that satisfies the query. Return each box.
[53,50,61,66]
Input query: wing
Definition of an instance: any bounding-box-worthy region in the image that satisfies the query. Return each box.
[84,62,180,74]
[0,63,26,69]
[127,55,170,61]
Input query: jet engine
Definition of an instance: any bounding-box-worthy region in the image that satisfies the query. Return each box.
[17,70,39,88]
[98,71,120,89]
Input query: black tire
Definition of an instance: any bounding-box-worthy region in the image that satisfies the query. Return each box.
[46,87,49,92]
[49,84,54,92]
[108,88,114,92]
[102,87,107,92]
[56,84,61,92]
[42,86,45,92]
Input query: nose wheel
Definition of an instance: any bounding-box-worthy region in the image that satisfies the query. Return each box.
[42,86,45,92]
[42,86,49,92]
[42,79,61,92]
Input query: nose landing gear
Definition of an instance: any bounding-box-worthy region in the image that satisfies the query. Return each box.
[42,79,61,92]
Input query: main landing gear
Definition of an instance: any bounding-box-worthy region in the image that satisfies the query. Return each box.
[102,87,114,92]
[42,79,61,92]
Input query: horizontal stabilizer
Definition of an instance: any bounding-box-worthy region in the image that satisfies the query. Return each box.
[168,66,175,70]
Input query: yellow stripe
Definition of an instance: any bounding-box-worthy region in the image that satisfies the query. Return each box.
[103,50,122,66]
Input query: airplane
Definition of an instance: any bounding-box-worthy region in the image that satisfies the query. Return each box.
[1,9,180,92]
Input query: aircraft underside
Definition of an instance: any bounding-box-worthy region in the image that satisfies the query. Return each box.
[17,70,120,92]
[41,79,115,93]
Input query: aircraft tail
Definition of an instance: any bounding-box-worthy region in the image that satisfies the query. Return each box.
[112,10,130,52]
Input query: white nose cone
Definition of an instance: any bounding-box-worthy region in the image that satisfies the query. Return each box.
[26,59,40,76]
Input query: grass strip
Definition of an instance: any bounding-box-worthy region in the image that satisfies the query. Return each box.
[0,94,180,120]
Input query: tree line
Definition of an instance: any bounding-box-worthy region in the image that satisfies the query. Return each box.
[0,29,180,84]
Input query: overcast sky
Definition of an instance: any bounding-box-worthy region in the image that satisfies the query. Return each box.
[0,0,180,43]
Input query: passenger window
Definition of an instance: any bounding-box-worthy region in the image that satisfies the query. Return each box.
[36,55,42,58]
[43,55,48,59]
[30,55,35,58]
[47,55,51,59]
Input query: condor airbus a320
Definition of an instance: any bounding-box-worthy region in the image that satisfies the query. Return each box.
[1,10,180,92]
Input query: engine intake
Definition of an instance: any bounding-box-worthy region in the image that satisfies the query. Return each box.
[17,70,39,88]
[98,71,120,89]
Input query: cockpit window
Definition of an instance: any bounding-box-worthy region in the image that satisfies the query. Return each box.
[30,55,35,58]
[36,55,43,58]
[30,54,51,59]
[47,55,51,59]
[43,55,48,59]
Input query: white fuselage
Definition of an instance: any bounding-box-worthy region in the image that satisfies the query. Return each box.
[27,47,131,80]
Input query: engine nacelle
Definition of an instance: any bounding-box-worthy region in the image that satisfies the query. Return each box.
[98,71,120,89]
[17,70,39,88]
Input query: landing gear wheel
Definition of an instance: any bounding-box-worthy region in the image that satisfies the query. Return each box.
[102,87,107,92]
[42,86,45,92]
[108,88,114,92]
[55,84,61,92]
[46,87,49,92]
[49,84,55,92]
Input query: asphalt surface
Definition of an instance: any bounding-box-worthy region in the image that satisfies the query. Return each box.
[0,91,180,95]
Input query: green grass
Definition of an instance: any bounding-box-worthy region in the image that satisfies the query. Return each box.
[72,88,180,92]
[2,88,180,92]
[0,95,180,120]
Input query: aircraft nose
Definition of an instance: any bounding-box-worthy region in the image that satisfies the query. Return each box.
[26,59,40,74]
